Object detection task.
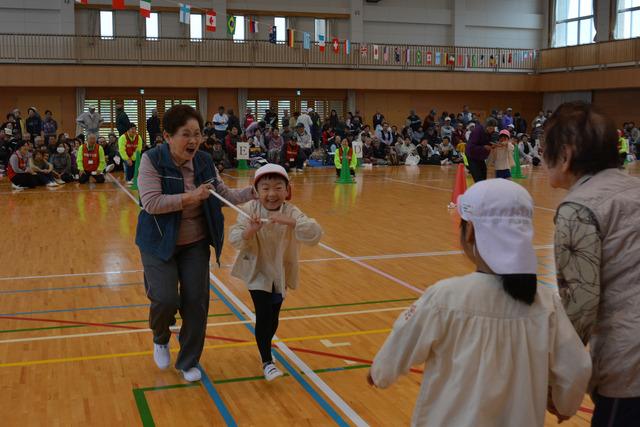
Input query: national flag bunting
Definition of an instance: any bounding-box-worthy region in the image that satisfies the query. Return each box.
[332,37,340,53]
[269,26,277,44]
[205,10,216,32]
[416,50,422,64]
[287,28,294,48]
[435,52,441,65]
[405,48,410,64]
[112,0,125,9]
[249,17,258,34]
[426,51,432,64]
[318,34,325,52]
[75,0,88,4]
[383,46,389,61]
[227,15,236,35]
[344,39,351,55]
[303,32,311,50]
[178,3,190,24]
[360,45,368,57]
[140,0,151,18]
[373,44,379,60]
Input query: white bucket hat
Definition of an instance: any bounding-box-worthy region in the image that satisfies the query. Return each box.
[457,179,537,275]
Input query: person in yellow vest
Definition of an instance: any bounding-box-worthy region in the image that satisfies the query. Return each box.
[334,136,357,177]
[618,130,629,166]
[118,123,143,184]
[77,133,112,184]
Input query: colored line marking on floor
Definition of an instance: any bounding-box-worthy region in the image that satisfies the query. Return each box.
[198,362,239,427]
[0,281,143,295]
[133,365,372,426]
[0,269,144,281]
[0,306,406,345]
[0,296,416,335]
[0,303,152,317]
[209,274,366,427]
[0,327,391,368]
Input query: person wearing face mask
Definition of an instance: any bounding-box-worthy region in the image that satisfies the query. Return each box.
[118,123,143,185]
[50,142,74,183]
[136,105,255,383]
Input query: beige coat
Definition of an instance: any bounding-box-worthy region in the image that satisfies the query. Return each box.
[229,200,323,296]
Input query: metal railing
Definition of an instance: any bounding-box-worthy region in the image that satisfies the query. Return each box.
[0,34,537,72]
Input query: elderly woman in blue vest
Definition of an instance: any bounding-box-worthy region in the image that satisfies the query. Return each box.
[543,101,640,426]
[136,105,254,382]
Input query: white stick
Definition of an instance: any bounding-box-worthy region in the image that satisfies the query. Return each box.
[208,189,269,222]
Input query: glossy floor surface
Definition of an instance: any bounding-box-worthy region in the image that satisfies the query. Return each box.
[2,162,638,426]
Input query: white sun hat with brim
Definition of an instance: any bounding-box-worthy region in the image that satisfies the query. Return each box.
[457,179,537,275]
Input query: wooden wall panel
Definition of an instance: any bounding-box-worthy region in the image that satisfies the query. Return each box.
[592,89,640,126]
[356,90,543,129]
[206,89,238,123]
[0,88,76,137]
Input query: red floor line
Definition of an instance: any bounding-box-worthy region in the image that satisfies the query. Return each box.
[0,313,592,415]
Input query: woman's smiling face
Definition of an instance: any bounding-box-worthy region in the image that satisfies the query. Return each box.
[166,118,203,163]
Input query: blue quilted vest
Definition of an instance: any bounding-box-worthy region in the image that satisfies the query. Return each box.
[135,143,225,263]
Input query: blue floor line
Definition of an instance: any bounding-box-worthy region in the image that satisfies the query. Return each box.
[209,282,350,427]
[0,282,143,295]
[197,363,239,427]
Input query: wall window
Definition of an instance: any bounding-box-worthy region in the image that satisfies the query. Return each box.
[554,0,595,47]
[233,16,245,42]
[146,12,159,40]
[100,11,114,40]
[314,18,326,43]
[274,17,286,43]
[616,0,640,39]
[190,14,203,41]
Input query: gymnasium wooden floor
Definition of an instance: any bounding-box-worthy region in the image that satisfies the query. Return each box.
[2,162,638,426]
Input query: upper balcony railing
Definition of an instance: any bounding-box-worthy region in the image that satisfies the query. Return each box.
[4,34,640,74]
[0,33,537,73]
[537,38,640,71]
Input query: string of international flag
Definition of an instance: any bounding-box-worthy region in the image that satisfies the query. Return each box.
[74,0,537,64]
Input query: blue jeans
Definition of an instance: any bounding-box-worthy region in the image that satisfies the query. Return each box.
[124,161,135,181]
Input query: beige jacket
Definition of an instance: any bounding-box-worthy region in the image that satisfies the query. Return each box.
[229,200,323,296]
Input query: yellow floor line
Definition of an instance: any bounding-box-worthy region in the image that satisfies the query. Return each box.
[0,327,391,368]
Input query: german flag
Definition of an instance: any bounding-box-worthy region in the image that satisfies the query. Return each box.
[287,28,294,48]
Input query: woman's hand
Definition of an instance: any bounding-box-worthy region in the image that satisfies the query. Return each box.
[242,214,264,240]
[269,213,296,227]
[182,183,213,207]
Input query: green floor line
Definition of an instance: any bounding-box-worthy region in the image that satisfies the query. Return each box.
[0,297,416,335]
[133,365,370,426]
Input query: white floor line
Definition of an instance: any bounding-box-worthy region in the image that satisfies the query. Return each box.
[0,269,143,281]
[0,306,407,345]
[108,174,140,204]
[385,177,450,192]
[386,176,557,212]
[0,189,119,195]
[318,242,424,294]
[210,272,369,427]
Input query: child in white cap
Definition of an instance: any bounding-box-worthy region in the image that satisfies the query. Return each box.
[368,179,591,427]
[229,164,323,381]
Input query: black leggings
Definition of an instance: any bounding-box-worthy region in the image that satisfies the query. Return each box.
[249,289,282,364]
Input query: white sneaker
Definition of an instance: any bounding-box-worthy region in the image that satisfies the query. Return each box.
[55,178,66,185]
[296,168,304,172]
[126,180,134,185]
[263,362,283,381]
[104,164,115,173]
[153,343,171,370]
[46,181,59,187]
[181,367,202,382]
[11,183,25,191]
[440,159,446,165]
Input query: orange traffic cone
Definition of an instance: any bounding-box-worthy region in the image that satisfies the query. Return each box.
[448,163,467,209]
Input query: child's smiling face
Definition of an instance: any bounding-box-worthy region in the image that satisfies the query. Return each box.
[256,175,289,211]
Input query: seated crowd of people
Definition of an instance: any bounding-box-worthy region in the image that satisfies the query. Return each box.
[1,104,637,190]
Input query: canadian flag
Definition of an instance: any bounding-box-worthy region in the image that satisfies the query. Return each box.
[206,10,216,32]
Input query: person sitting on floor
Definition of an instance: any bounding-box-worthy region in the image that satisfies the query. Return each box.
[417,138,442,165]
[77,133,113,184]
[438,136,462,165]
[280,135,305,172]
[49,142,75,183]
[29,149,60,187]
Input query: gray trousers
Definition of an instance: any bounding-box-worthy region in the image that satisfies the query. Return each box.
[141,239,211,371]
